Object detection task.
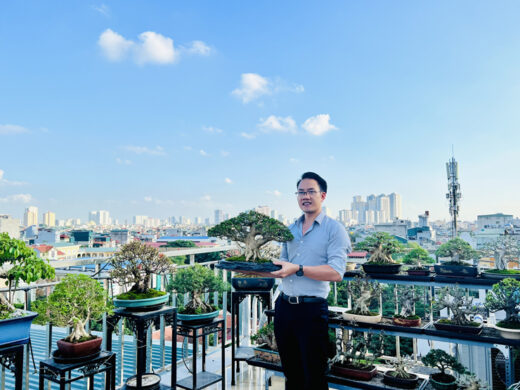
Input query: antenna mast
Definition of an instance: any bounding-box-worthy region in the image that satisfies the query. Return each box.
[446,154,461,238]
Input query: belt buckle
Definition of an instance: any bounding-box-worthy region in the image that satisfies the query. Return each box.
[288,296,300,304]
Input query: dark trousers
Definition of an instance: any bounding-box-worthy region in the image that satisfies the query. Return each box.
[274,297,329,390]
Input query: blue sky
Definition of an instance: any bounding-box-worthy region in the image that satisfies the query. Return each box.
[1,1,520,223]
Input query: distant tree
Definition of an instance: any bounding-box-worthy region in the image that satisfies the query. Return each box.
[403,247,433,265]
[435,238,477,262]
[355,232,405,264]
[166,240,196,248]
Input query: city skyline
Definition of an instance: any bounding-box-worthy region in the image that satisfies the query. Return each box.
[2,2,520,222]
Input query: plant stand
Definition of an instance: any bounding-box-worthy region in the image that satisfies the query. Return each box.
[0,341,25,390]
[106,306,176,389]
[231,290,272,385]
[38,351,116,390]
[173,318,225,390]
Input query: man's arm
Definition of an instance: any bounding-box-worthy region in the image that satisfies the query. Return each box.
[270,261,342,281]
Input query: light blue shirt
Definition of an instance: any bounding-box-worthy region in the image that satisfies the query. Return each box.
[278,211,351,299]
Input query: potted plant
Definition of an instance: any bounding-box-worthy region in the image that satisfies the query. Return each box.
[481,236,520,279]
[250,322,279,363]
[343,276,382,324]
[403,245,433,276]
[383,356,420,389]
[433,286,484,335]
[329,330,384,381]
[422,349,467,390]
[357,232,405,274]
[0,233,55,346]
[35,274,112,358]
[168,264,227,323]
[110,241,176,310]
[209,210,293,290]
[485,278,520,339]
[434,238,479,277]
[459,373,487,389]
[393,286,421,327]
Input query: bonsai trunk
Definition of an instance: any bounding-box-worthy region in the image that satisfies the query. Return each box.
[65,317,91,342]
[0,293,15,312]
[130,274,150,294]
[186,292,214,313]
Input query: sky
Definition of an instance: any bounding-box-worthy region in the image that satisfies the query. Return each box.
[1,1,520,223]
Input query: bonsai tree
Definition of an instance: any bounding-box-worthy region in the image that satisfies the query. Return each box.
[485,278,520,326]
[386,356,416,379]
[0,233,55,315]
[459,374,487,390]
[110,241,175,296]
[396,286,420,319]
[481,236,520,271]
[329,330,384,370]
[403,246,434,265]
[435,238,478,265]
[356,232,404,264]
[422,349,466,384]
[435,286,483,326]
[168,264,227,314]
[346,276,381,316]
[35,274,111,342]
[208,210,293,262]
[251,322,277,351]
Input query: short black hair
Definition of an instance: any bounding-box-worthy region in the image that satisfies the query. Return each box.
[297,172,327,193]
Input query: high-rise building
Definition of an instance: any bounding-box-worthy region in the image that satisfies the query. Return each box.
[323,206,332,217]
[0,215,20,238]
[24,206,38,227]
[43,211,56,227]
[271,210,277,219]
[89,210,111,225]
[377,194,390,223]
[351,196,367,224]
[133,215,148,225]
[389,193,402,220]
[255,206,271,217]
[204,217,210,226]
[214,210,223,224]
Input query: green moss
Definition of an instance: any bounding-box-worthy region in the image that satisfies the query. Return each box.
[226,255,272,263]
[437,319,480,327]
[67,335,98,344]
[346,310,380,316]
[116,289,166,300]
[178,305,217,315]
[497,320,520,329]
[394,314,420,320]
[486,269,520,275]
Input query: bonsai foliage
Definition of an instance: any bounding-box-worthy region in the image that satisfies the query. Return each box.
[403,246,433,265]
[166,240,196,248]
[485,278,520,323]
[388,356,415,379]
[0,233,55,312]
[434,286,482,326]
[435,238,478,264]
[329,330,384,369]
[251,322,277,351]
[422,349,466,377]
[168,264,227,314]
[481,236,520,271]
[207,211,293,262]
[110,241,175,295]
[355,232,404,264]
[36,274,111,342]
[397,286,420,318]
[459,374,487,390]
[347,276,382,316]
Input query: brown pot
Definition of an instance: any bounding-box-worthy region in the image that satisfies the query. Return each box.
[332,363,377,381]
[57,336,102,357]
[393,317,421,327]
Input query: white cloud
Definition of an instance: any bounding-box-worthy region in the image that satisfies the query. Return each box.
[201,195,211,201]
[0,169,3,180]
[302,114,337,136]
[220,150,230,157]
[0,170,27,186]
[98,29,133,61]
[225,178,232,184]
[135,31,176,65]
[116,158,132,165]
[184,40,212,56]
[0,193,32,203]
[122,145,166,156]
[289,158,299,163]
[0,124,29,135]
[203,126,223,134]
[144,196,153,202]
[93,4,110,16]
[240,132,256,139]
[266,190,282,197]
[232,73,270,103]
[258,115,297,134]
[199,149,209,156]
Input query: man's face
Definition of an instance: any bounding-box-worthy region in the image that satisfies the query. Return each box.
[297,178,326,214]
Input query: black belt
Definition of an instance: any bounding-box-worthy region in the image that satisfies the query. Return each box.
[280,293,326,304]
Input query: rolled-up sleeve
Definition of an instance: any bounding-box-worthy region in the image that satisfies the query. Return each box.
[326,224,351,277]
[280,242,289,262]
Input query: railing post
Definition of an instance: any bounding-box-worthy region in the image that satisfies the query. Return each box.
[160,315,165,369]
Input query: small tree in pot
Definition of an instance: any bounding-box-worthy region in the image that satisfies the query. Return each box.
[481,236,520,278]
[393,286,421,327]
[250,323,279,363]
[434,286,484,334]
[35,274,112,357]
[356,232,405,274]
[434,238,479,277]
[383,356,420,389]
[343,276,382,323]
[422,349,467,390]
[485,278,520,338]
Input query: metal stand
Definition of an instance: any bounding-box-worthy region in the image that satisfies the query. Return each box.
[231,290,272,385]
[0,341,25,390]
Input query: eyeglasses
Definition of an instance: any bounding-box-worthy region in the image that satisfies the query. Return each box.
[295,190,320,197]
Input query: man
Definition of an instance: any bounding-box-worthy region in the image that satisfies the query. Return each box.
[270,172,351,390]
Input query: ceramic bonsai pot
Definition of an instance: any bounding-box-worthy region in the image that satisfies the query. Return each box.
[362,263,402,274]
[482,271,520,280]
[0,311,38,346]
[433,319,483,335]
[177,309,220,325]
[393,316,421,327]
[429,373,457,390]
[433,264,478,277]
[495,322,520,339]
[331,363,377,381]
[56,336,102,357]
[126,373,161,390]
[407,268,430,276]
[113,292,170,311]
[253,344,280,364]
[216,260,281,273]
[383,371,419,389]
[231,277,275,291]
[343,311,382,324]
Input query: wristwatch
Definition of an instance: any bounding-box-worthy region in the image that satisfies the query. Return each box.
[296,264,304,277]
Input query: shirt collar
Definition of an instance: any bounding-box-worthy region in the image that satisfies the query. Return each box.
[298,210,326,225]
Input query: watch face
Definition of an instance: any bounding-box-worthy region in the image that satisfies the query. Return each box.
[296,265,303,276]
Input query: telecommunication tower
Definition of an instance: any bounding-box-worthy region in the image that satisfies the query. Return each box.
[446,156,461,238]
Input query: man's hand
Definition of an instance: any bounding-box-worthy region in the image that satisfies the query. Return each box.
[270,260,299,278]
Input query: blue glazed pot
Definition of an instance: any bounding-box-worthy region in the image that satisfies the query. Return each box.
[231,277,275,291]
[113,292,170,311]
[178,310,219,324]
[0,311,38,346]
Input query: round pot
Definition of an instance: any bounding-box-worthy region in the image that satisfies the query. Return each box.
[231,277,275,291]
[383,371,419,389]
[177,309,220,325]
[343,311,382,324]
[332,363,377,381]
[114,292,170,311]
[126,373,161,390]
[56,336,102,357]
[429,373,457,390]
[433,320,483,335]
[495,323,520,339]
[393,316,421,327]
[362,263,402,274]
[434,264,478,277]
